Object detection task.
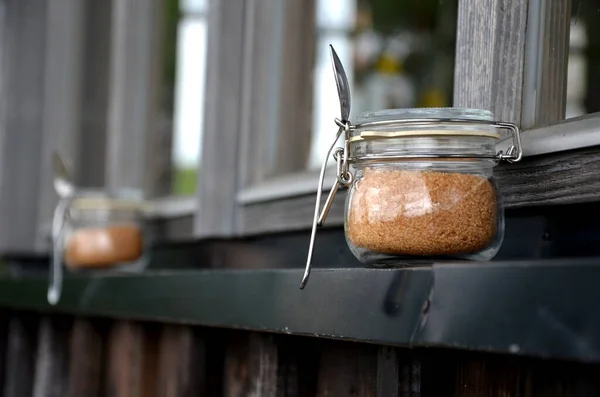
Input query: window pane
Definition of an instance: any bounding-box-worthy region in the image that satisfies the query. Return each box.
[181,0,207,14]
[307,0,458,170]
[567,0,600,118]
[172,16,207,195]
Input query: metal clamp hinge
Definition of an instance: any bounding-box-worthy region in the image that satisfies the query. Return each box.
[495,122,523,163]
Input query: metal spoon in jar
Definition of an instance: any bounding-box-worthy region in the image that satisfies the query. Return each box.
[330,45,351,122]
[301,45,352,289]
[53,152,75,199]
[48,152,75,305]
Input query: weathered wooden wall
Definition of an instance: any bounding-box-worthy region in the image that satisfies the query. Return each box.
[0,311,599,397]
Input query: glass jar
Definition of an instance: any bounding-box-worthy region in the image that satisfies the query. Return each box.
[345,108,506,266]
[301,107,522,288]
[48,190,148,304]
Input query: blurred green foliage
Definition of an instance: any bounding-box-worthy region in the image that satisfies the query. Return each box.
[173,168,198,195]
[365,0,449,33]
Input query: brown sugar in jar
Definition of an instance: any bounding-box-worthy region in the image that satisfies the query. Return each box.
[347,167,498,257]
[64,223,144,269]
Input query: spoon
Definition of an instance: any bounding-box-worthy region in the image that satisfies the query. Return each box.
[48,152,75,305]
[329,44,351,122]
[52,152,75,198]
[300,45,352,289]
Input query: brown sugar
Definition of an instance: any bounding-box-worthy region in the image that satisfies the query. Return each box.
[347,167,497,256]
[64,223,143,268]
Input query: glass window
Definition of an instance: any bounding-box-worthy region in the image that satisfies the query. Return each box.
[171,0,207,195]
[308,0,458,170]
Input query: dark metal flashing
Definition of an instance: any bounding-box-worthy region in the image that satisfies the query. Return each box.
[1,259,600,363]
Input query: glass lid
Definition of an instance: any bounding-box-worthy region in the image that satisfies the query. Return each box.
[70,189,146,211]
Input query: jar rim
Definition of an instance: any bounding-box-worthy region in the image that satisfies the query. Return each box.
[349,129,500,142]
[352,107,502,142]
[70,189,146,211]
[355,107,494,125]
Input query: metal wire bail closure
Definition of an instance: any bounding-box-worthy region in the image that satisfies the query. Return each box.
[300,114,524,290]
[494,121,523,163]
[300,118,353,289]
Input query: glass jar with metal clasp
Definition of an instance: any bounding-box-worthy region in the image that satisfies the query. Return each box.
[300,46,523,289]
[48,187,149,305]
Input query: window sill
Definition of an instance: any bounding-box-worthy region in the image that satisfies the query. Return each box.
[241,111,600,206]
[496,111,600,157]
[236,113,600,235]
[237,168,336,205]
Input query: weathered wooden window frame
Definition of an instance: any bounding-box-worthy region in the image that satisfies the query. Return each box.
[2,0,600,251]
[0,0,192,254]
[195,0,600,239]
[194,0,318,238]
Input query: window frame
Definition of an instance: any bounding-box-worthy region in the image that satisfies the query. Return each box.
[3,0,599,251]
[0,0,192,252]
[194,0,600,239]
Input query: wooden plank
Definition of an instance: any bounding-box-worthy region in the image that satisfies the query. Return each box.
[521,0,572,128]
[236,0,316,192]
[455,0,570,129]
[521,357,600,396]
[106,321,159,397]
[314,340,377,396]
[236,0,285,189]
[238,145,600,234]
[0,0,48,254]
[3,315,38,397]
[453,0,529,125]
[0,1,4,111]
[67,318,104,397]
[0,310,10,394]
[397,354,421,397]
[535,0,571,126]
[194,0,246,238]
[239,189,345,235]
[104,0,166,194]
[450,351,600,397]
[377,347,399,397]
[451,354,524,397]
[418,348,600,397]
[156,325,205,397]
[144,0,176,198]
[203,328,227,397]
[33,316,70,397]
[273,0,315,176]
[36,0,86,251]
[496,147,600,208]
[223,332,278,397]
[275,334,319,397]
[234,0,316,233]
[0,0,111,253]
[75,0,112,188]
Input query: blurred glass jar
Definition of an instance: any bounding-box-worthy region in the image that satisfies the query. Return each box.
[48,190,148,304]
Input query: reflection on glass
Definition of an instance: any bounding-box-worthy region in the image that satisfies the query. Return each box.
[308,0,458,170]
